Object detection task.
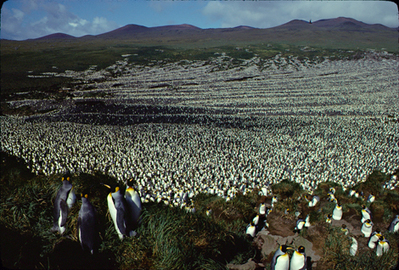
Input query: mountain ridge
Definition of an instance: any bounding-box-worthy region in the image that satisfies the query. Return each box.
[30,17,395,41]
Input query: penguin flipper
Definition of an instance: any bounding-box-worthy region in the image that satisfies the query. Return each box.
[60,199,68,227]
[116,208,126,236]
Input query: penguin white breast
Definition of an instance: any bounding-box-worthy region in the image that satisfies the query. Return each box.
[361,223,373,237]
[349,237,358,256]
[290,252,305,269]
[275,253,290,270]
[332,206,342,220]
[246,226,256,237]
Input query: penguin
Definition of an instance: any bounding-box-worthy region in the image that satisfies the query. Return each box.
[206,206,212,217]
[294,218,306,232]
[77,192,99,254]
[328,193,336,203]
[290,246,307,270]
[368,229,382,249]
[361,205,372,223]
[103,184,126,240]
[325,214,332,224]
[271,245,292,270]
[376,236,390,256]
[51,176,76,234]
[332,203,342,220]
[329,187,336,195]
[340,224,349,235]
[252,214,260,226]
[246,221,256,238]
[367,194,375,203]
[388,214,399,233]
[124,179,142,237]
[349,237,358,256]
[361,219,373,237]
[304,214,311,228]
[259,202,266,215]
[271,196,278,208]
[308,195,320,207]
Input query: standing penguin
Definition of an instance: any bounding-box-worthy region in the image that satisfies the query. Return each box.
[103,184,126,240]
[376,236,390,256]
[361,205,372,223]
[294,218,306,233]
[259,202,266,215]
[361,219,374,237]
[124,179,142,237]
[77,192,99,254]
[368,229,382,249]
[246,221,256,238]
[290,246,307,270]
[332,203,343,220]
[325,214,332,224]
[308,195,320,207]
[271,245,292,270]
[388,214,399,233]
[349,237,358,256]
[51,176,76,234]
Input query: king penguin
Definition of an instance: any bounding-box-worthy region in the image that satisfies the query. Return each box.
[271,245,292,270]
[124,179,142,237]
[259,202,266,215]
[246,221,256,238]
[52,176,76,234]
[294,218,306,232]
[376,236,390,256]
[361,219,373,237]
[290,246,307,270]
[388,214,399,233]
[78,192,99,254]
[103,184,126,240]
[368,229,382,249]
[361,205,372,223]
[349,237,358,256]
[332,203,343,220]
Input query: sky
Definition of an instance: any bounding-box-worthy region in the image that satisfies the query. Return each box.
[1,0,398,40]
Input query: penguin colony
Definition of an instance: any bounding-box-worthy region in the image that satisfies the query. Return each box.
[1,114,398,206]
[244,188,399,266]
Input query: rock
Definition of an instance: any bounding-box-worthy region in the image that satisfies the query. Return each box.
[293,236,321,262]
[227,258,258,270]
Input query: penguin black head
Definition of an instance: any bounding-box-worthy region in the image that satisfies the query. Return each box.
[126,178,136,188]
[298,246,305,254]
[62,176,72,182]
[102,183,119,193]
[281,245,292,252]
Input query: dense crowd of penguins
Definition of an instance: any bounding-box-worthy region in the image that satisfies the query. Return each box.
[1,114,398,205]
[244,186,399,270]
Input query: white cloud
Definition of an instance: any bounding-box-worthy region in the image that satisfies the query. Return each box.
[1,1,119,40]
[203,1,398,29]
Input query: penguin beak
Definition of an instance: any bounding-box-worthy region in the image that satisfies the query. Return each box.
[101,183,111,189]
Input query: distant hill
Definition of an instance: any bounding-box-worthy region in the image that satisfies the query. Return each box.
[1,17,392,52]
[34,33,76,40]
